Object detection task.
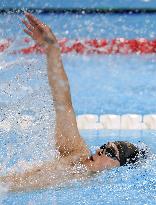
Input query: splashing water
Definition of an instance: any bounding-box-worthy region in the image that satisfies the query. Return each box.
[0,50,56,175]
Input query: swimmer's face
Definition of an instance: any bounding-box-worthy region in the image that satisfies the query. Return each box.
[88,142,120,172]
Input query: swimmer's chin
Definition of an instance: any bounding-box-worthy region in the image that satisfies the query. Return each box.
[82,156,96,171]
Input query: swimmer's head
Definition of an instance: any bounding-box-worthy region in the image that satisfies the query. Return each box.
[86,141,141,172]
[113,141,139,166]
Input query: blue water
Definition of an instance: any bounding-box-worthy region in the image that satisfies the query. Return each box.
[65,54,156,115]
[1,13,156,39]
[1,131,156,205]
[0,13,156,205]
[0,14,156,115]
[1,0,156,9]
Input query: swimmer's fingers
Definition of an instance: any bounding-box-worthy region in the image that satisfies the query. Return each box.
[25,12,47,32]
[22,19,34,32]
[23,29,33,39]
[23,12,57,46]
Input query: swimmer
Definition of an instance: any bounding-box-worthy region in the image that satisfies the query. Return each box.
[0,13,141,192]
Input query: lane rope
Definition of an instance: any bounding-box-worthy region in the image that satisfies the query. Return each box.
[1,114,156,131]
[76,114,156,130]
[1,8,156,15]
[1,38,156,54]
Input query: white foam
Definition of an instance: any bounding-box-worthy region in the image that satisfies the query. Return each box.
[17,115,33,130]
[0,59,37,70]
[0,119,12,132]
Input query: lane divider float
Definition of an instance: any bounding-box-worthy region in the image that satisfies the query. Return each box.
[1,114,156,132]
[1,38,156,54]
[76,114,156,130]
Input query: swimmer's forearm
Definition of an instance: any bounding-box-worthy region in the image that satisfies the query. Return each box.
[46,45,79,145]
[46,44,73,110]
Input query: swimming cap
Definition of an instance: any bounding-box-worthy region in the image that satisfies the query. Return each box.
[114,141,139,166]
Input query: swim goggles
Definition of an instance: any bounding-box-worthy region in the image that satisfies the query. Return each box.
[99,143,120,163]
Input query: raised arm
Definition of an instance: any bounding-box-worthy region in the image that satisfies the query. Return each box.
[22,13,90,160]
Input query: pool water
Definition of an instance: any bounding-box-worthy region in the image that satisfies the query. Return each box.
[0,13,156,204]
[1,131,156,205]
[1,0,156,9]
[64,54,156,115]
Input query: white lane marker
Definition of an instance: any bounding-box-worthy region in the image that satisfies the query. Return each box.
[1,114,156,131]
[77,114,156,130]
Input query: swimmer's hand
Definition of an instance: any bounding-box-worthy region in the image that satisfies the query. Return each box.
[22,12,58,51]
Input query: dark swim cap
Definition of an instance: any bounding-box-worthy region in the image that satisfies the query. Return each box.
[114,141,139,166]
